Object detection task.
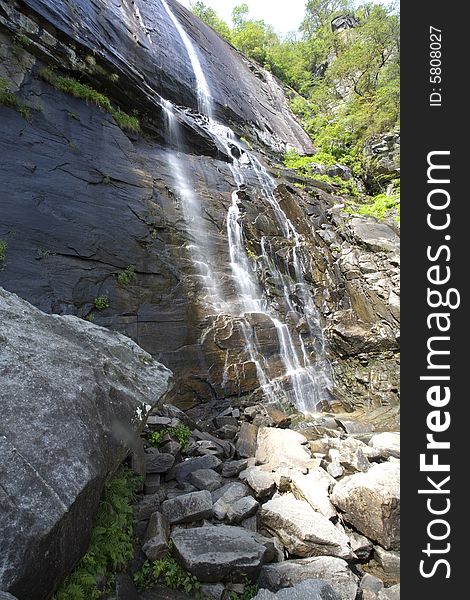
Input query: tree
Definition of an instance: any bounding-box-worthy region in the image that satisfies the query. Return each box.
[190,1,232,41]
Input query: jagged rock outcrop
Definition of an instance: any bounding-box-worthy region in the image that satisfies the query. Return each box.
[0,288,171,599]
[0,1,399,409]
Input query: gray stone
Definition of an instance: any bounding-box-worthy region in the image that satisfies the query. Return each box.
[164,481,198,500]
[213,483,250,520]
[261,494,352,559]
[212,482,249,503]
[349,531,373,561]
[374,546,400,581]
[236,423,259,458]
[245,468,276,499]
[160,440,183,456]
[0,288,171,600]
[331,462,400,550]
[253,579,340,600]
[147,415,172,430]
[368,433,400,459]
[255,428,311,470]
[173,455,222,483]
[222,459,249,478]
[171,525,270,582]
[144,474,162,495]
[145,449,175,474]
[378,584,400,600]
[0,594,19,600]
[195,440,225,459]
[226,496,259,523]
[331,438,372,473]
[114,573,140,600]
[142,512,170,561]
[134,493,161,522]
[161,490,213,524]
[188,469,224,492]
[290,469,337,519]
[200,583,226,600]
[258,557,359,600]
[360,574,384,600]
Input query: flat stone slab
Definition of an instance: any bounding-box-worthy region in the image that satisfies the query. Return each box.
[161,490,213,524]
[252,579,340,600]
[261,494,352,559]
[171,524,270,582]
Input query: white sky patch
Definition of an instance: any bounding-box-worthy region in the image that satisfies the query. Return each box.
[177,0,306,35]
[177,0,397,36]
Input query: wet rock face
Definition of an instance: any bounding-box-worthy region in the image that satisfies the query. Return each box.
[0,288,171,600]
[0,0,399,412]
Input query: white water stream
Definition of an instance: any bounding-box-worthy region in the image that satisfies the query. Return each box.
[158,0,334,412]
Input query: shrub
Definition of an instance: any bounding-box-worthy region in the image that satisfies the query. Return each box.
[52,468,141,600]
[351,192,400,221]
[147,425,192,452]
[116,266,137,286]
[94,296,110,310]
[134,554,204,598]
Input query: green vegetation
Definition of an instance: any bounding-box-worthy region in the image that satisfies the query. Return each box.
[0,240,7,267]
[116,265,137,286]
[37,247,52,259]
[94,296,110,310]
[52,467,141,600]
[134,555,204,597]
[190,1,399,191]
[147,424,192,451]
[350,192,400,221]
[39,69,140,133]
[0,77,31,120]
[284,149,359,197]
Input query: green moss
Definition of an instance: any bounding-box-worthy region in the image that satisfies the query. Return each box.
[39,69,140,133]
[0,77,31,120]
[52,467,141,600]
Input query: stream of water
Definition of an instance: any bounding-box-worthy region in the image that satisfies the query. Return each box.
[158,0,334,412]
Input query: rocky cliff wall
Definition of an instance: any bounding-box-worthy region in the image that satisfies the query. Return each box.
[0,0,399,415]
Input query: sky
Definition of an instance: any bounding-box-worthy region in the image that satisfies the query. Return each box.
[177,0,397,36]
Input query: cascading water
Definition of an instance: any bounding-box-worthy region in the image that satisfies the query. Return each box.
[158,0,334,412]
[161,100,223,310]
[160,0,212,117]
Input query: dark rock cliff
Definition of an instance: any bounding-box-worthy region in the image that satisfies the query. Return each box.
[0,0,399,413]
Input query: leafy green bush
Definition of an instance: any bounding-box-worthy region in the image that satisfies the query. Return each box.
[147,425,192,451]
[52,468,141,600]
[116,266,137,286]
[352,192,400,221]
[94,296,110,310]
[134,554,204,598]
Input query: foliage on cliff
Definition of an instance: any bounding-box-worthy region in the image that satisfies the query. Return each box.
[191,1,400,187]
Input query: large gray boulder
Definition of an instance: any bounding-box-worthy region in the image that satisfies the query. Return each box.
[261,494,352,559]
[258,557,359,600]
[331,462,400,550]
[171,525,270,582]
[253,579,340,599]
[0,288,172,600]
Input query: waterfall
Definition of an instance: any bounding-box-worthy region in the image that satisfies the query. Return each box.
[160,0,213,117]
[159,0,334,413]
[161,100,223,310]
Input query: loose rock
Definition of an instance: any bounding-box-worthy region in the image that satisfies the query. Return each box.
[261,494,352,559]
[161,490,213,524]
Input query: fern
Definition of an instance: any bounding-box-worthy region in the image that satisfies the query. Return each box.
[52,468,141,600]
